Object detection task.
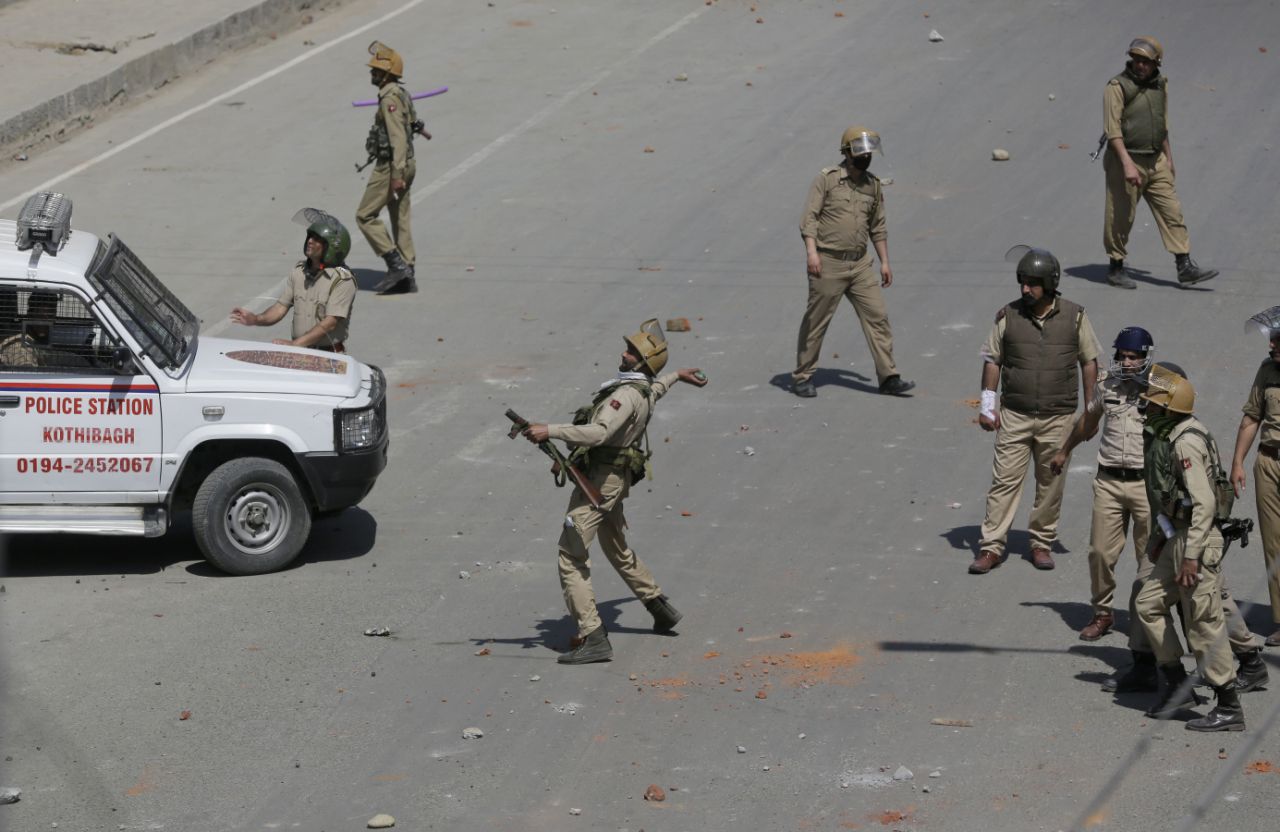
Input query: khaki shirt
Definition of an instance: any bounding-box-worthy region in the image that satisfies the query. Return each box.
[1103,80,1170,143]
[0,334,91,369]
[1168,417,1225,559]
[277,262,356,346]
[377,83,413,177]
[1242,358,1280,447]
[548,372,680,448]
[799,165,886,255]
[981,299,1100,366]
[1085,371,1145,469]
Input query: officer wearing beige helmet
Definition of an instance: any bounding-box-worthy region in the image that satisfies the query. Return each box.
[792,126,914,398]
[1102,36,1217,289]
[356,41,423,295]
[521,320,708,664]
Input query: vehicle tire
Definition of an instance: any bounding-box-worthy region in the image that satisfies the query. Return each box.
[191,457,312,575]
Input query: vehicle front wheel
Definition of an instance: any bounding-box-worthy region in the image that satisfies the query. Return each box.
[192,457,312,575]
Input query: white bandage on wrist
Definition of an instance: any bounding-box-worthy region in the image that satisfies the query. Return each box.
[980,390,997,419]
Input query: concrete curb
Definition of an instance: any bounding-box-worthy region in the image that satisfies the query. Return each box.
[1,0,344,153]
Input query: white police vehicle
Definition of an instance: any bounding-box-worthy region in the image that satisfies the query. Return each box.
[0,193,388,575]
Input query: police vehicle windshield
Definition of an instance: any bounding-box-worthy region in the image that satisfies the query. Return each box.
[86,235,199,370]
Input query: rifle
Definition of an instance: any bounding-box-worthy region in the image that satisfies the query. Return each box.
[506,409,603,509]
[1219,517,1254,555]
[1090,133,1107,162]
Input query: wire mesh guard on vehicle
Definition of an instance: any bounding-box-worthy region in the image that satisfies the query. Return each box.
[0,287,123,374]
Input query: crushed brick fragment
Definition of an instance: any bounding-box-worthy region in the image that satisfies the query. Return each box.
[644,784,666,801]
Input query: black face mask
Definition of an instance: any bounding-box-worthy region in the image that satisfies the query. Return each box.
[851,155,872,171]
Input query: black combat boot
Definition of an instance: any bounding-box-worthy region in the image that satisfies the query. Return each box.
[1102,650,1158,693]
[1186,684,1246,732]
[1145,662,1205,718]
[374,251,412,294]
[557,625,612,665]
[1106,258,1137,289]
[1235,648,1270,693]
[1174,253,1218,287]
[644,595,683,634]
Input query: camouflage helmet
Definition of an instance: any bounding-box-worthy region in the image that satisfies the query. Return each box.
[1005,245,1061,293]
[1140,363,1194,414]
[292,208,351,267]
[367,41,404,77]
[840,126,882,156]
[1127,36,1163,64]
[624,318,669,375]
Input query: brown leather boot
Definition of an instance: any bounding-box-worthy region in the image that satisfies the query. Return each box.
[1030,546,1055,570]
[1079,613,1114,641]
[968,550,1001,575]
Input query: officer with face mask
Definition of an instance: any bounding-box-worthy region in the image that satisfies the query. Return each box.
[791,126,914,398]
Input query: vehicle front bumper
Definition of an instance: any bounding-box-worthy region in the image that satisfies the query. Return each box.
[296,435,389,513]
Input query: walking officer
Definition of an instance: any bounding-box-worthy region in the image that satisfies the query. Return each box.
[791,126,914,398]
[970,246,1099,575]
[1135,365,1245,731]
[357,41,421,295]
[520,320,708,664]
[1102,36,1217,289]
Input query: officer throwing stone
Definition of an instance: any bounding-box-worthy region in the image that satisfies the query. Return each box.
[791,126,913,398]
[521,320,708,664]
[357,41,424,295]
[1102,37,1217,289]
[230,209,356,351]
[970,247,1099,575]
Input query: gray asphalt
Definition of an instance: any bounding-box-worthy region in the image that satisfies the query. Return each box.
[3,1,1280,830]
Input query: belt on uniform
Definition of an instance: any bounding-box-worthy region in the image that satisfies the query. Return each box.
[1260,444,1280,460]
[1098,464,1144,481]
[315,341,346,354]
[816,246,866,262]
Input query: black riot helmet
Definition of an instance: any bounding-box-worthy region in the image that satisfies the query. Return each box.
[1005,245,1061,294]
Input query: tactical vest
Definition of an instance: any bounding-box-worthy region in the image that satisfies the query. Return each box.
[570,382,654,481]
[1112,71,1167,154]
[999,297,1083,416]
[365,85,416,164]
[1145,419,1235,523]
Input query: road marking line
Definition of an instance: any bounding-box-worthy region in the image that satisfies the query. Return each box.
[0,0,432,214]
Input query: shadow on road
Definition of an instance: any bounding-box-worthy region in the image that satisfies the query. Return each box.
[1065,262,1211,292]
[0,508,376,578]
[768,367,882,397]
[940,525,1071,563]
[477,596,676,654]
[350,267,388,292]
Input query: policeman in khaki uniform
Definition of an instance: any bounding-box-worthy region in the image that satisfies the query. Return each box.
[1051,327,1155,644]
[971,247,1098,575]
[230,209,356,351]
[357,41,423,296]
[792,126,914,398]
[1102,36,1216,289]
[521,320,708,664]
[1230,306,1280,647]
[1136,366,1246,731]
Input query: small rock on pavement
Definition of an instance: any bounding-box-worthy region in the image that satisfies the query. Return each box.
[367,814,396,829]
[459,570,471,579]
[0,787,20,804]
[893,765,914,781]
[928,29,943,42]
[644,784,666,801]
[743,446,755,456]
[929,770,942,778]
[569,808,582,816]
[529,674,542,682]
[462,726,484,739]
[364,627,391,637]
[992,148,1011,161]
[1048,93,1056,100]
[674,73,688,81]
[736,745,746,753]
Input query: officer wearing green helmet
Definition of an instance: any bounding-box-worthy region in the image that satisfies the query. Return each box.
[229,208,357,352]
[970,246,1100,575]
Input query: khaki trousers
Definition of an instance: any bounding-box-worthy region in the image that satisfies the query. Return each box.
[1253,454,1280,623]
[356,159,417,264]
[557,466,661,638]
[1103,149,1190,261]
[1135,535,1235,687]
[978,409,1072,555]
[793,253,897,386]
[1086,472,1153,649]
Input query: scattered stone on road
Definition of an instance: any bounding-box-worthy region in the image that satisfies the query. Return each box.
[928,29,943,42]
[462,727,484,739]
[893,766,914,781]
[737,745,746,753]
[569,807,582,816]
[364,627,391,637]
[367,814,396,829]
[992,148,1011,161]
[644,784,666,801]
[0,787,20,804]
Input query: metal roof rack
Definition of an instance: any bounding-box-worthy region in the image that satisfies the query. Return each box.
[16,192,73,256]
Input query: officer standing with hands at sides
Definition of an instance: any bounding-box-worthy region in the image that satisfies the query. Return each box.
[521,320,709,665]
[230,209,356,352]
[357,41,425,296]
[791,126,914,398]
[970,246,1099,576]
[1101,36,1217,289]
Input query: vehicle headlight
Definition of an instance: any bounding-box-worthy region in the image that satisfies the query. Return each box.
[335,366,386,451]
